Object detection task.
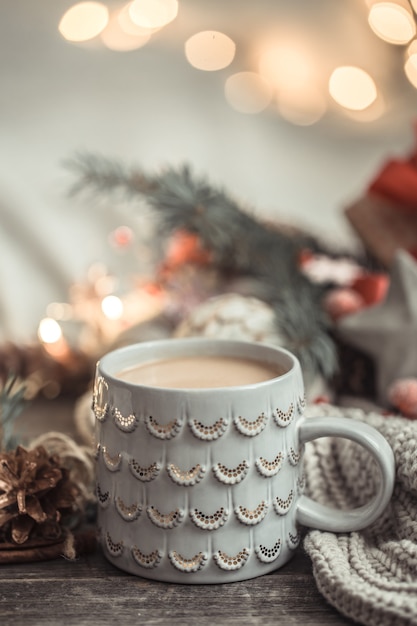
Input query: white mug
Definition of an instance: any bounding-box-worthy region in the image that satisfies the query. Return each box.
[93,338,395,584]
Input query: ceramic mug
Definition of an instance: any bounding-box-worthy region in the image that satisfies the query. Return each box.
[93,338,395,584]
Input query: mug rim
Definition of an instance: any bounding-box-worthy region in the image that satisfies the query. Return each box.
[97,337,298,394]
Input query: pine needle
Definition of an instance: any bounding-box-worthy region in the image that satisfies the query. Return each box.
[66,153,337,380]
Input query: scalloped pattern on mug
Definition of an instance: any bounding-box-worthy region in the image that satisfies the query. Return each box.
[212,460,249,485]
[105,532,124,557]
[288,447,302,466]
[273,403,294,427]
[255,453,284,478]
[113,408,138,433]
[102,446,122,472]
[146,506,185,529]
[145,415,183,440]
[168,550,208,573]
[129,459,161,482]
[188,417,228,441]
[115,496,142,522]
[235,501,268,525]
[255,539,281,564]
[297,395,307,414]
[213,548,249,571]
[132,546,163,569]
[233,412,267,437]
[166,463,206,486]
[273,490,294,515]
[96,483,110,508]
[189,507,229,531]
[287,530,301,549]
[93,376,109,422]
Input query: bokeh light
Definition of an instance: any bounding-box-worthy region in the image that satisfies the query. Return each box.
[224,72,273,114]
[101,295,124,320]
[38,318,63,344]
[185,31,236,71]
[329,66,377,111]
[405,40,417,88]
[58,2,109,42]
[101,7,151,51]
[368,2,415,45]
[129,0,178,29]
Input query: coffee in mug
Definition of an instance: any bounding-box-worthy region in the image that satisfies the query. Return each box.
[93,338,395,584]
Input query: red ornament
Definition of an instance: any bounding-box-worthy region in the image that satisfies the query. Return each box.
[387,378,417,419]
[109,226,134,249]
[350,273,389,307]
[323,288,365,321]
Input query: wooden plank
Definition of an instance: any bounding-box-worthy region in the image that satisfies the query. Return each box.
[0,548,353,626]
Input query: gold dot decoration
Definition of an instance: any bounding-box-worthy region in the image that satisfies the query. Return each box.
[273,490,294,516]
[255,452,284,477]
[105,532,124,557]
[213,548,250,571]
[233,413,267,437]
[287,530,301,549]
[168,550,208,573]
[189,507,229,530]
[235,501,268,526]
[102,446,122,472]
[132,546,163,569]
[255,540,282,564]
[96,483,110,507]
[115,496,142,522]
[288,447,302,466]
[93,376,109,422]
[273,403,295,427]
[188,417,228,441]
[145,415,183,440]
[112,407,138,433]
[212,460,249,485]
[166,463,206,486]
[146,506,185,529]
[297,395,307,414]
[129,459,161,482]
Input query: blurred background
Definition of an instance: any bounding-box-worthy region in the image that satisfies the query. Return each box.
[1,0,417,343]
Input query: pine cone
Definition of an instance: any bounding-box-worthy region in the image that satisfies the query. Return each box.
[0,445,80,545]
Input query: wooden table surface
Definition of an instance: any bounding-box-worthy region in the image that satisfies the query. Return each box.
[0,399,356,626]
[0,543,355,626]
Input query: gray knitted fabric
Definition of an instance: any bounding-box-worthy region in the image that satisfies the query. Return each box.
[303,404,417,626]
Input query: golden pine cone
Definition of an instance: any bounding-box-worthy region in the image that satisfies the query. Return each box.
[0,445,80,545]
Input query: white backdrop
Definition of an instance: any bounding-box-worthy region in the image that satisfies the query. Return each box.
[1,0,416,341]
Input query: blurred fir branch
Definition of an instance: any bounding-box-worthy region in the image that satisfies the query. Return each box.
[0,374,28,451]
[66,153,337,380]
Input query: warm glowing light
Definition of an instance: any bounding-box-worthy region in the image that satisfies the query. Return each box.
[329,66,377,111]
[101,7,151,51]
[224,72,273,114]
[258,42,314,91]
[368,2,415,45]
[38,318,63,344]
[185,31,236,71]
[101,295,124,320]
[405,43,417,88]
[46,302,73,320]
[58,2,109,42]
[277,85,327,126]
[129,0,178,29]
[118,3,155,35]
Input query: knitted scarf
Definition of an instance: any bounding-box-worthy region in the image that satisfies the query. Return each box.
[303,404,417,626]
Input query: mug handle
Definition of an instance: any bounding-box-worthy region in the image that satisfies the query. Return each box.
[296,416,395,532]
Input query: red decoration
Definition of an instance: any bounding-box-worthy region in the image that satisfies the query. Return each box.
[350,273,389,307]
[369,159,417,214]
[387,378,417,419]
[323,288,364,321]
[162,230,212,270]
